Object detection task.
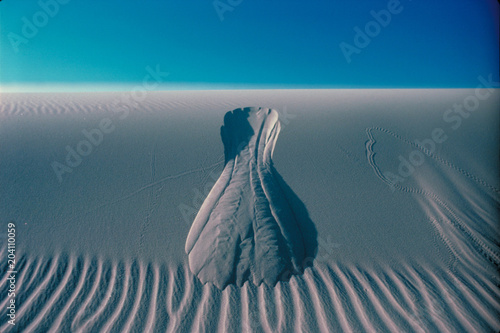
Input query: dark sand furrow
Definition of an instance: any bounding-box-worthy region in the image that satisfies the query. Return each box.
[257,284,279,333]
[70,257,104,331]
[0,257,33,310]
[0,253,497,332]
[350,266,402,332]
[369,268,424,332]
[272,282,286,332]
[463,267,500,303]
[165,263,196,317]
[333,265,377,332]
[404,264,452,333]
[100,261,135,333]
[151,264,171,330]
[291,275,321,333]
[302,269,335,332]
[424,267,483,332]
[166,263,201,333]
[192,284,221,333]
[0,254,60,332]
[312,266,351,332]
[275,280,297,332]
[21,256,54,297]
[217,286,231,332]
[241,283,263,333]
[121,262,147,332]
[345,265,398,332]
[141,264,160,333]
[48,256,90,332]
[219,286,241,332]
[450,269,500,325]
[23,256,78,332]
[75,261,118,332]
[319,265,358,332]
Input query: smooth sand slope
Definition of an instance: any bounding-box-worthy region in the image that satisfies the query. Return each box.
[0,89,499,332]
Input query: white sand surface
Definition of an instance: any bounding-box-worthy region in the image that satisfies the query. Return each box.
[0,89,498,332]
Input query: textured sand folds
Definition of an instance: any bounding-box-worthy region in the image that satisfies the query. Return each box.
[1,255,499,332]
[185,107,315,288]
[0,94,97,116]
[0,92,251,117]
[2,91,498,332]
[365,126,500,273]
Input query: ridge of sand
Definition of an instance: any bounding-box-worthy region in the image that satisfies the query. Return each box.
[186,107,316,288]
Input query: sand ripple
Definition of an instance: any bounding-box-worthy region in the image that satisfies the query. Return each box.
[0,250,498,332]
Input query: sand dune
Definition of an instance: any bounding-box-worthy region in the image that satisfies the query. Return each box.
[186,107,315,288]
[1,89,498,332]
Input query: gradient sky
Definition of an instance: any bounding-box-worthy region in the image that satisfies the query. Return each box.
[0,0,498,91]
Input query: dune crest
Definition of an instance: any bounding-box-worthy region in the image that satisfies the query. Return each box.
[185,107,309,288]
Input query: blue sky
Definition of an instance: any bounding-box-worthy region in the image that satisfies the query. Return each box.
[0,0,498,91]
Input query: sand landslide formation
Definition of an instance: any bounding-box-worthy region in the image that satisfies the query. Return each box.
[185,107,313,288]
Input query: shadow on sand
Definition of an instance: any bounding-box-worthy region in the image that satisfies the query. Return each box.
[186,107,317,288]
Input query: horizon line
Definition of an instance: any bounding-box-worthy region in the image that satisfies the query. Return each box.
[0,83,495,93]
